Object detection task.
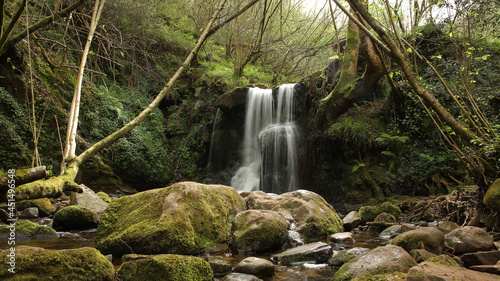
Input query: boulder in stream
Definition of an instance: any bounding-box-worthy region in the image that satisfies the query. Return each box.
[271,241,331,265]
[52,205,99,230]
[95,181,246,256]
[444,226,494,254]
[390,227,445,255]
[234,257,275,278]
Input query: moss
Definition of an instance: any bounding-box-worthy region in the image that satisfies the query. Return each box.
[118,254,213,281]
[0,246,114,280]
[425,255,460,267]
[358,202,401,223]
[95,182,245,256]
[16,198,55,216]
[232,211,288,252]
[52,206,98,230]
[96,192,112,203]
[0,220,56,237]
[374,213,397,223]
[484,179,500,211]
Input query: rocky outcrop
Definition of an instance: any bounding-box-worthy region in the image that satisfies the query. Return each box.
[390,227,445,255]
[0,246,114,280]
[332,245,417,281]
[96,182,246,256]
[118,254,213,281]
[52,205,99,230]
[444,226,494,254]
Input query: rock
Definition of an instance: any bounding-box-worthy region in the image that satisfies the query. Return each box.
[469,264,500,275]
[16,198,55,216]
[0,220,57,240]
[52,205,98,230]
[358,202,401,224]
[445,226,494,254]
[234,257,274,278]
[18,207,39,219]
[410,249,436,263]
[406,261,500,280]
[484,179,500,212]
[375,212,397,223]
[328,247,369,267]
[271,241,331,265]
[245,189,343,239]
[217,87,249,112]
[343,211,361,231]
[70,184,109,217]
[96,191,112,203]
[437,221,459,234]
[460,250,500,267]
[232,209,289,252]
[425,255,460,267]
[205,256,232,277]
[351,272,408,281]
[390,227,445,255]
[332,245,417,281]
[221,273,263,281]
[0,246,114,280]
[118,254,213,281]
[380,224,418,239]
[328,232,355,244]
[96,182,246,256]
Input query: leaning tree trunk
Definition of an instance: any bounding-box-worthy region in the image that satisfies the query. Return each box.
[14,0,263,200]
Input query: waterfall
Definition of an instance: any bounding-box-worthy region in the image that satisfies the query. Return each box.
[231,84,298,193]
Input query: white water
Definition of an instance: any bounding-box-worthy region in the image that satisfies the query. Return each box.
[231,84,298,193]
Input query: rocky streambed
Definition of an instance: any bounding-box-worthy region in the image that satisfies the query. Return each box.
[2,181,500,280]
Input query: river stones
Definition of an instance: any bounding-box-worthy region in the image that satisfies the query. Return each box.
[271,241,331,265]
[332,245,416,281]
[95,181,246,256]
[233,257,275,278]
[444,226,494,254]
[232,209,289,252]
[0,246,114,280]
[390,227,445,255]
[52,205,99,230]
[342,211,361,231]
[118,254,213,281]
[204,256,232,277]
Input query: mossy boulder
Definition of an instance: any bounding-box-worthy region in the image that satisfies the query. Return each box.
[425,255,460,267]
[332,245,417,281]
[118,254,213,281]
[358,202,401,224]
[328,247,369,267]
[0,246,114,280]
[52,205,99,230]
[0,220,57,240]
[444,226,494,254]
[484,179,500,212]
[15,198,55,216]
[374,212,397,223]
[232,209,289,252]
[390,227,445,255]
[96,191,112,203]
[95,182,246,256]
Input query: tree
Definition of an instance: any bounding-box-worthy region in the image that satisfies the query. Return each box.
[14,0,264,200]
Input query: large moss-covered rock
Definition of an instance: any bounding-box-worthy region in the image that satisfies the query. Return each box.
[96,182,246,256]
[332,245,417,281]
[232,209,289,252]
[0,220,57,240]
[52,205,99,230]
[358,202,401,224]
[390,227,445,255]
[0,246,114,280]
[484,179,500,212]
[244,190,343,239]
[118,254,213,281]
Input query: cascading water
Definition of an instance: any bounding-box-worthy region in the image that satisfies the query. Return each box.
[231,84,298,193]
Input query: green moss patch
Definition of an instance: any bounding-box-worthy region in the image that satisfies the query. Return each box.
[52,206,99,230]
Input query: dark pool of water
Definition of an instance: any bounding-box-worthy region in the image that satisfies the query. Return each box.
[1,232,387,280]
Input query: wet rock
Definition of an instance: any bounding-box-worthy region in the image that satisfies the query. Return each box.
[391,227,445,255]
[52,205,98,230]
[118,254,213,281]
[410,249,436,263]
[328,247,369,267]
[0,246,114,280]
[18,207,38,219]
[96,182,246,256]
[271,241,331,265]
[445,226,494,254]
[328,232,355,244]
[205,256,232,277]
[379,224,418,239]
[232,209,289,252]
[221,273,263,281]
[70,184,109,217]
[234,257,274,278]
[332,245,417,281]
[460,250,500,267]
[437,221,459,234]
[406,261,500,280]
[0,220,57,240]
[342,211,361,231]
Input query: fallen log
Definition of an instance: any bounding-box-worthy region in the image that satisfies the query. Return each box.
[0,166,48,188]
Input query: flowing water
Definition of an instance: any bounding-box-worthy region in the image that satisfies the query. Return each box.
[231,84,299,193]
